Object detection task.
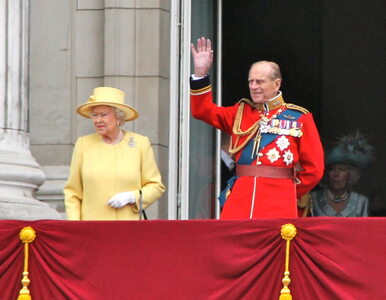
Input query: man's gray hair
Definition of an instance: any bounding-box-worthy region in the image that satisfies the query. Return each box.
[250,61,282,80]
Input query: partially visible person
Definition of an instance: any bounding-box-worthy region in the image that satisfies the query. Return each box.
[64,87,165,220]
[190,37,324,219]
[311,132,373,217]
[218,132,236,209]
[369,189,386,216]
[220,133,236,182]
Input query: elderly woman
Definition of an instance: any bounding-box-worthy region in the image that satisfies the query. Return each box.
[311,132,373,217]
[64,86,165,220]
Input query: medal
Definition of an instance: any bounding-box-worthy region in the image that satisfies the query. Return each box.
[260,116,269,125]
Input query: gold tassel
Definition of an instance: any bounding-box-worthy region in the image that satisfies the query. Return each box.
[279,224,297,300]
[17,226,36,300]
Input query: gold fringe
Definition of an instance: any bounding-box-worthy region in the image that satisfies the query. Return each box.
[17,227,36,300]
[279,224,297,300]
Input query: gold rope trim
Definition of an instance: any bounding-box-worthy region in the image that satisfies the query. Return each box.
[279,224,297,300]
[229,101,286,155]
[17,226,36,300]
[232,102,259,136]
[229,102,259,155]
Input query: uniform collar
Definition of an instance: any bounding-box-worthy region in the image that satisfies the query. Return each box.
[255,91,284,112]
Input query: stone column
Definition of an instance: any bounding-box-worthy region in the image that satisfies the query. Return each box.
[0,0,60,219]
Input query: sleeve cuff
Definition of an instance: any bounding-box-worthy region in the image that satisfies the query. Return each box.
[190,75,211,94]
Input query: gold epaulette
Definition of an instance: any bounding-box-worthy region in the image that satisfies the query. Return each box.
[237,98,257,108]
[285,103,309,114]
[190,84,212,95]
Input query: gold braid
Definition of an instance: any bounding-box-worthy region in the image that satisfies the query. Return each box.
[229,102,259,155]
[232,103,258,136]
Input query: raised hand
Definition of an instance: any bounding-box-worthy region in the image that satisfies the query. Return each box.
[191,37,214,77]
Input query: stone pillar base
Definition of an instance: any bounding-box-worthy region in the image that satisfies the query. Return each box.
[0,196,61,220]
[0,130,61,220]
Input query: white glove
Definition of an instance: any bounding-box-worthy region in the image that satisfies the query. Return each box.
[108,191,136,208]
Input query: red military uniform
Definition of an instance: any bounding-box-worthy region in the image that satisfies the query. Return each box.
[190,76,324,219]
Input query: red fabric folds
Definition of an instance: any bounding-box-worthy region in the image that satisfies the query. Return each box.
[0,218,385,299]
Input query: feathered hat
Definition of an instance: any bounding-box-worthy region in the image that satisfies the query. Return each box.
[326,131,374,169]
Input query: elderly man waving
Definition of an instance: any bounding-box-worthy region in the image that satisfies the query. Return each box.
[190,37,324,219]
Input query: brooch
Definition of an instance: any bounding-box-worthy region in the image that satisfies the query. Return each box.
[128,137,136,148]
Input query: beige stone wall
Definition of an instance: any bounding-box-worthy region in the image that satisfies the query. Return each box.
[29,0,170,219]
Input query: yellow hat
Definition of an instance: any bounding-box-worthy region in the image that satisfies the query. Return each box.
[76,87,139,121]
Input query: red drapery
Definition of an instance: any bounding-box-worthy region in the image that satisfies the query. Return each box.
[1,218,385,299]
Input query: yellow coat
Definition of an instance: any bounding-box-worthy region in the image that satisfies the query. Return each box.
[64,131,165,220]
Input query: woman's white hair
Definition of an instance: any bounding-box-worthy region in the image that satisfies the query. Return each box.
[114,108,127,126]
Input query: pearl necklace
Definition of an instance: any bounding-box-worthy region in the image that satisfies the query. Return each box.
[327,189,349,203]
[105,130,124,145]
